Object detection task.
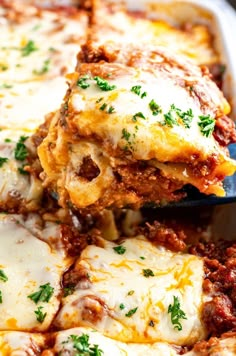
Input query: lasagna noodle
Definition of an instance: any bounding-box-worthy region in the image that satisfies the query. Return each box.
[38,48,236,210]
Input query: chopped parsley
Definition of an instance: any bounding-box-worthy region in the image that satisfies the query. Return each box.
[33,59,50,75]
[35,306,46,323]
[62,334,104,356]
[0,269,8,282]
[119,303,125,310]
[125,307,138,317]
[4,138,11,142]
[122,128,131,142]
[21,40,38,56]
[0,157,8,168]
[142,269,154,278]
[149,320,155,327]
[14,136,28,161]
[113,245,126,255]
[198,115,215,137]
[168,296,187,331]
[0,291,2,303]
[132,112,146,121]
[0,83,13,89]
[0,64,8,71]
[28,283,54,304]
[140,256,145,260]
[94,76,116,91]
[63,286,75,297]
[77,75,90,89]
[178,108,194,128]
[107,106,115,114]
[96,97,103,103]
[131,85,147,98]
[149,99,162,116]
[18,165,29,175]
[99,103,107,111]
[163,107,179,127]
[127,290,134,296]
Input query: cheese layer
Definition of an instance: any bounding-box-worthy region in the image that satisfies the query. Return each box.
[55,237,207,346]
[0,214,71,331]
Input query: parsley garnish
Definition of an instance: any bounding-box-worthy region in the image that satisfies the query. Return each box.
[77,75,90,89]
[33,59,50,75]
[4,138,11,142]
[18,165,29,175]
[127,290,134,296]
[164,107,178,127]
[0,83,13,89]
[131,85,146,98]
[99,103,107,111]
[0,157,8,168]
[107,106,115,114]
[119,303,125,310]
[94,76,116,91]
[0,291,2,303]
[63,286,75,297]
[198,115,215,137]
[21,40,38,56]
[63,334,104,356]
[177,108,194,128]
[125,307,138,317]
[96,97,103,103]
[132,112,146,121]
[122,128,131,142]
[149,99,162,116]
[35,306,46,323]
[14,136,28,161]
[142,269,154,277]
[0,269,8,282]
[140,256,145,260]
[113,245,126,255]
[0,65,8,71]
[168,296,187,331]
[28,283,54,304]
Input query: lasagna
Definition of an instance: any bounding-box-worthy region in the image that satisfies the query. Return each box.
[0,0,235,355]
[38,46,236,211]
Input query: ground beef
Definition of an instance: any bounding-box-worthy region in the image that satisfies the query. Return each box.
[213,115,236,147]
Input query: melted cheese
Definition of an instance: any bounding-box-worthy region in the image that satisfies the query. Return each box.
[0,2,87,133]
[53,327,180,356]
[0,131,43,211]
[55,237,207,346]
[91,3,218,65]
[0,331,45,355]
[0,214,72,331]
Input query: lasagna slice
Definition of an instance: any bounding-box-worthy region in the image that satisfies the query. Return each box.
[38,47,236,211]
[88,0,219,66]
[55,236,207,346]
[0,213,73,331]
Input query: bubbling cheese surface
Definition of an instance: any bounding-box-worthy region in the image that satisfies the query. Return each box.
[55,237,207,346]
[0,214,71,331]
[0,331,45,355]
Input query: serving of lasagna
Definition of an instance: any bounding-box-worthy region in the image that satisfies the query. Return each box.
[0,0,235,355]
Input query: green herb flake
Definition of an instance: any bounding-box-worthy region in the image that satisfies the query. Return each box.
[131,85,141,96]
[77,75,90,89]
[107,106,115,114]
[63,286,75,297]
[0,270,8,282]
[163,107,178,128]
[140,256,145,260]
[96,97,103,103]
[141,91,147,99]
[122,128,131,142]
[149,320,155,327]
[0,64,8,71]
[14,136,28,161]
[142,269,154,278]
[28,283,54,304]
[33,59,50,75]
[0,83,13,89]
[125,307,138,317]
[94,76,116,91]
[34,306,46,323]
[62,334,104,356]
[168,296,187,331]
[113,245,126,255]
[178,108,194,129]
[18,165,29,175]
[4,138,11,142]
[127,290,134,296]
[0,291,2,303]
[99,103,107,111]
[198,115,215,137]
[149,99,162,116]
[21,40,38,57]
[119,303,125,310]
[0,157,8,168]
[132,112,146,122]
